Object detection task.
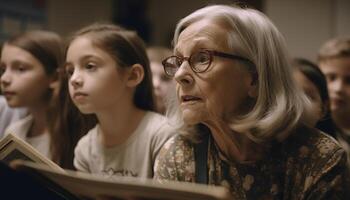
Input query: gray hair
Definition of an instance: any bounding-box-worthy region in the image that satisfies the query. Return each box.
[167,4,310,143]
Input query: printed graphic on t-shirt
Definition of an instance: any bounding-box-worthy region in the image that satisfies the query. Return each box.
[102,168,138,177]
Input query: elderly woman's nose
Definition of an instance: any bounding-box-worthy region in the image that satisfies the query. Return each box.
[174,62,194,86]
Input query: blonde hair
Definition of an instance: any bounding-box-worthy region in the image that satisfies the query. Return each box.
[168,5,310,143]
[318,37,350,62]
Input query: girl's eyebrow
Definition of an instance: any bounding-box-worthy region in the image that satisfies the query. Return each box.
[65,54,102,66]
[81,54,99,60]
[10,60,33,68]
[4,59,30,65]
[80,55,104,63]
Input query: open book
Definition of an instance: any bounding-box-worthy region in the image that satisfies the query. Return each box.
[12,160,232,200]
[0,133,62,171]
[1,134,232,199]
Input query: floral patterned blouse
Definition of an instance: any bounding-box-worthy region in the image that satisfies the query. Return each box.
[154,125,349,199]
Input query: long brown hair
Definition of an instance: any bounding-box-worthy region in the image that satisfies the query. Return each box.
[50,68,97,169]
[6,31,63,76]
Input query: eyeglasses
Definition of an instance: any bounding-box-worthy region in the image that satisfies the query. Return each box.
[162,49,254,77]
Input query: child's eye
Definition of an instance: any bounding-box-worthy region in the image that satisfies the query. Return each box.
[85,62,97,71]
[65,66,74,77]
[326,74,336,82]
[0,64,6,76]
[13,64,28,73]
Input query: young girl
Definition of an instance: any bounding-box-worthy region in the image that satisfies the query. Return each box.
[66,23,174,178]
[0,31,62,159]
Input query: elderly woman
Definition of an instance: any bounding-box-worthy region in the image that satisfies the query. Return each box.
[154,5,348,199]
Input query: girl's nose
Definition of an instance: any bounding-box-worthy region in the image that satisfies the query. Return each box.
[331,79,345,93]
[0,69,11,87]
[69,71,83,88]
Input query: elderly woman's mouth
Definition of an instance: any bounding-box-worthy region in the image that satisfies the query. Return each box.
[181,95,202,102]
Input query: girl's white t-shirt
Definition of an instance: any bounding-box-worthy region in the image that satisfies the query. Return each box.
[4,115,51,159]
[73,111,175,179]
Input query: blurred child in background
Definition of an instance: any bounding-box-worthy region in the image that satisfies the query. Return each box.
[0,31,91,169]
[318,37,350,166]
[292,58,336,137]
[147,46,174,114]
[0,31,62,159]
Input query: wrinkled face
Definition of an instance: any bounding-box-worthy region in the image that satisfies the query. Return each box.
[0,44,53,108]
[150,61,174,113]
[65,36,128,114]
[293,70,324,126]
[319,57,350,117]
[174,19,256,125]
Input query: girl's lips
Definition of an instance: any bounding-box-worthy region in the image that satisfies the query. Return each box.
[332,98,346,105]
[2,91,15,94]
[2,91,16,97]
[73,92,88,100]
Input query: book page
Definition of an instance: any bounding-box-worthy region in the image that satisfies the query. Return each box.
[0,134,63,171]
[1,148,35,163]
[13,161,232,200]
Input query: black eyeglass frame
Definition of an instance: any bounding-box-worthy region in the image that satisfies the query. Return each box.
[162,49,254,77]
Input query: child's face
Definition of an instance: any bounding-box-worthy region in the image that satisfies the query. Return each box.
[65,36,129,114]
[319,57,350,118]
[293,70,324,127]
[0,44,53,108]
[150,61,174,113]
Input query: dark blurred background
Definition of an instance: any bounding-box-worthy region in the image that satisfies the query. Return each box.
[0,0,349,61]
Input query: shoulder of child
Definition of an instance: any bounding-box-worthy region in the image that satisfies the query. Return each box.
[145,112,174,137]
[4,115,33,138]
[73,125,99,172]
[75,125,99,150]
